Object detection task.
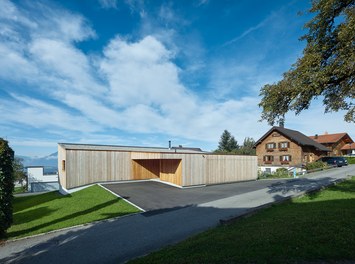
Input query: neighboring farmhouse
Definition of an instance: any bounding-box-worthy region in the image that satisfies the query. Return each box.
[58,143,257,192]
[341,142,355,156]
[309,132,354,156]
[254,126,329,173]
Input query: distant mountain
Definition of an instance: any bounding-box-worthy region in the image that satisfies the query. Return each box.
[17,152,58,168]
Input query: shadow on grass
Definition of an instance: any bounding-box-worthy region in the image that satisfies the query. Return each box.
[266,176,355,201]
[13,191,69,212]
[13,206,57,225]
[7,198,119,238]
[327,178,355,192]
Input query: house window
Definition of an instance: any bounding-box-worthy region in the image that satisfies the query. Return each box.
[62,160,66,171]
[266,143,276,150]
[279,142,290,149]
[280,155,292,163]
[263,155,274,163]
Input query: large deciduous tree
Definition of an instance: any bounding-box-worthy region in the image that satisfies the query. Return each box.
[0,138,15,238]
[259,0,355,125]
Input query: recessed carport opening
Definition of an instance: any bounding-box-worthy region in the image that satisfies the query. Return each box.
[132,159,182,186]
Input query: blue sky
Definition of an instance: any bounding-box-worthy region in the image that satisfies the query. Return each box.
[1,0,354,157]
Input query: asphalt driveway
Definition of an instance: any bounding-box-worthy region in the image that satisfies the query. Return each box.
[2,166,354,264]
[102,179,285,211]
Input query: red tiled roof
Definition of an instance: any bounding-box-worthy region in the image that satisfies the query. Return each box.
[309,133,351,144]
[341,142,355,150]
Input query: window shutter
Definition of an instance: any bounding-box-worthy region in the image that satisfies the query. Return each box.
[289,155,292,161]
[287,142,290,148]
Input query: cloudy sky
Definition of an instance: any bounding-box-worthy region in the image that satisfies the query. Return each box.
[1,0,354,157]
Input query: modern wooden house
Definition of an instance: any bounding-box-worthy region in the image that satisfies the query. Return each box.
[58,143,257,191]
[254,127,329,171]
[309,133,354,156]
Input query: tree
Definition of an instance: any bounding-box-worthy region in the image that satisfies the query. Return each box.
[259,0,355,125]
[13,158,26,187]
[0,138,14,237]
[238,137,256,155]
[216,130,239,153]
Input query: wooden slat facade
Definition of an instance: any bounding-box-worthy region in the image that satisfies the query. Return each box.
[160,159,182,186]
[58,144,257,190]
[64,150,131,189]
[206,155,258,184]
[132,159,160,180]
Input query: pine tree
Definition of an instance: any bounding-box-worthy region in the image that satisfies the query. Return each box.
[217,130,239,152]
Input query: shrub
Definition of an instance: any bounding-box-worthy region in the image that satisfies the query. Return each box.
[273,168,290,178]
[305,161,328,171]
[346,157,355,164]
[258,168,290,179]
[0,138,15,238]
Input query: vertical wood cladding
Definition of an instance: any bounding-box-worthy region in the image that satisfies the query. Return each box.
[206,155,257,184]
[60,147,257,189]
[65,150,131,189]
[160,159,182,186]
[132,159,160,180]
[57,144,67,189]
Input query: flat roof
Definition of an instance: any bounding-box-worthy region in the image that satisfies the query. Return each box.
[58,143,207,154]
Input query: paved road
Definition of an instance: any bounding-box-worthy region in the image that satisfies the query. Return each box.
[1,165,354,264]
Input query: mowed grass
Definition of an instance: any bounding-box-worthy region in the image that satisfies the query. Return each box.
[131,176,355,264]
[6,185,140,239]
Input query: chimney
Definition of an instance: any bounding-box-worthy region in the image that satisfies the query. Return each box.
[324,131,328,135]
[315,134,318,139]
[278,117,285,128]
[168,140,171,149]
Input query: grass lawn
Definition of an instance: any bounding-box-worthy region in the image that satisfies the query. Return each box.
[131,176,355,264]
[6,185,140,240]
[14,186,27,194]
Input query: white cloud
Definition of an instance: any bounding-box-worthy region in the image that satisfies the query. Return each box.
[2,0,353,158]
[0,94,100,133]
[0,0,293,150]
[99,0,118,9]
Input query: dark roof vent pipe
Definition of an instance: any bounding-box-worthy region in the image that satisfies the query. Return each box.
[169,140,171,150]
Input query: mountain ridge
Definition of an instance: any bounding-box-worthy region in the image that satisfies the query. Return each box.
[17,152,58,168]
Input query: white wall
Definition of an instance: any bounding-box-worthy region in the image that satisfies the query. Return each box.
[27,167,58,192]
